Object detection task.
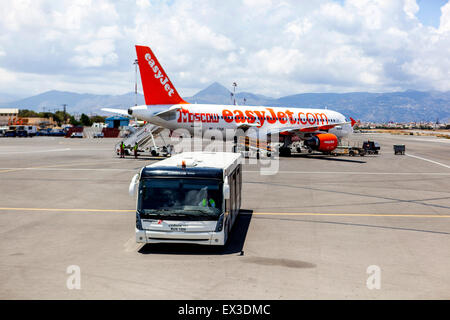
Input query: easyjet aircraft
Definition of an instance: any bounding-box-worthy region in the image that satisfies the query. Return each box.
[103,45,356,155]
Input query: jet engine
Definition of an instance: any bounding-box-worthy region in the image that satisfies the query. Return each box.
[304,133,338,152]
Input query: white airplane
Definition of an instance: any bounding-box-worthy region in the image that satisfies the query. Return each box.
[103,45,356,155]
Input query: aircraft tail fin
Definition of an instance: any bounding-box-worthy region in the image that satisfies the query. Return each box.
[350,117,357,127]
[135,45,188,105]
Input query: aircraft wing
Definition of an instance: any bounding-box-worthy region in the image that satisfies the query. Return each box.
[267,121,351,136]
[101,108,131,117]
[237,123,260,131]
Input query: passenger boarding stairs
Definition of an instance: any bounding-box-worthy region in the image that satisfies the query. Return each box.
[115,124,172,156]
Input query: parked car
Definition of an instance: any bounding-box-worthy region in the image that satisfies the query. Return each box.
[70,132,83,138]
[5,130,16,137]
[36,129,50,136]
[93,132,104,138]
[49,129,66,136]
[16,130,28,137]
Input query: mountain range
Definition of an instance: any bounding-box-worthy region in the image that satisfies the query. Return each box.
[1,82,449,122]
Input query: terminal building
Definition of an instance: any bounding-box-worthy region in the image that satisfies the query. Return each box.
[0,108,19,126]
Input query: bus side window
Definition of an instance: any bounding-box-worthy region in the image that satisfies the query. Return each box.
[230,171,236,217]
[236,165,241,210]
[233,171,237,215]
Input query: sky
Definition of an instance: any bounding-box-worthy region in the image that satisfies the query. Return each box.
[0,0,450,99]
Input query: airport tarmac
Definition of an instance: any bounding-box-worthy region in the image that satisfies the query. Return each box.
[0,133,449,299]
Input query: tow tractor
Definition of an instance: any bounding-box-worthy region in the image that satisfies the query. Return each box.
[333,140,380,157]
[362,140,381,155]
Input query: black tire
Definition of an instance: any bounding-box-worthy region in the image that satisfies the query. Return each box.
[279,147,291,157]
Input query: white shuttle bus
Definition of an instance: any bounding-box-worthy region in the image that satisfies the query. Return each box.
[129,152,242,246]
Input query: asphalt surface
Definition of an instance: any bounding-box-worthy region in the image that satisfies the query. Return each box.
[0,133,449,299]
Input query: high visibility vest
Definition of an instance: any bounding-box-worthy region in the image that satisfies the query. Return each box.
[201,198,215,208]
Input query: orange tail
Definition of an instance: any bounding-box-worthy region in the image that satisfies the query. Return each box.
[135,45,188,105]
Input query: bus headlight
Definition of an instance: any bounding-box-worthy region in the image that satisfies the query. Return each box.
[136,211,143,230]
[215,213,225,232]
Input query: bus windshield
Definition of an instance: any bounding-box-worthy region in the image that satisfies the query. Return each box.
[138,178,223,220]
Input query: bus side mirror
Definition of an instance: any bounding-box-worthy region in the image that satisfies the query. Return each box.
[223,183,230,200]
[129,174,139,197]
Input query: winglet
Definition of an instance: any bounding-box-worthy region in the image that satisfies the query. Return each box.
[350,117,357,127]
[135,45,188,106]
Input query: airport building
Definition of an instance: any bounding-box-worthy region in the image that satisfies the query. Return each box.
[105,116,130,128]
[0,108,19,125]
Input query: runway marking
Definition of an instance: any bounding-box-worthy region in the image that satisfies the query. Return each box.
[0,207,449,218]
[406,153,450,169]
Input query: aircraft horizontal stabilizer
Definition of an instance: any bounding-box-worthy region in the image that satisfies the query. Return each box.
[154,106,182,118]
[101,108,131,117]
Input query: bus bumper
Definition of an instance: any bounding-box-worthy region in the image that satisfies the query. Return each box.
[136,228,225,245]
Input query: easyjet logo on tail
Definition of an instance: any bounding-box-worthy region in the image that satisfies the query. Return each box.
[144,53,174,97]
[135,45,187,105]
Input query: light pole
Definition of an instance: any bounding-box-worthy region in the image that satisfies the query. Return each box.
[133,59,138,106]
[232,82,237,105]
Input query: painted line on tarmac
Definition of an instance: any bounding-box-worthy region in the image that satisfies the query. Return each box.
[243,171,450,175]
[0,168,447,175]
[0,207,134,213]
[1,207,449,218]
[250,212,450,218]
[0,148,71,155]
[0,167,136,172]
[406,153,450,169]
[0,160,134,174]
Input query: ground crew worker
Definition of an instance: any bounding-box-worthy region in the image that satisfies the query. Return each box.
[120,141,125,158]
[134,142,138,159]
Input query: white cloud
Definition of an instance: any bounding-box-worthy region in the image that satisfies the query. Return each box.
[0,0,450,98]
